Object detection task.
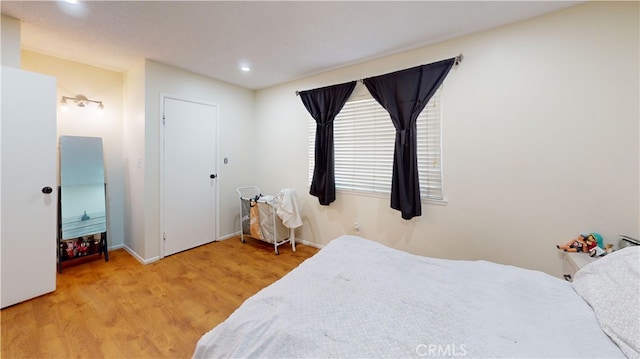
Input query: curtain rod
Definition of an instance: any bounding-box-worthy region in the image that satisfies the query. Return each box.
[295,53,463,96]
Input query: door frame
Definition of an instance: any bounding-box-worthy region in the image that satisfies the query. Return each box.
[159,94,220,259]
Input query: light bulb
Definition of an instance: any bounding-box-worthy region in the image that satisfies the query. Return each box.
[60,98,68,112]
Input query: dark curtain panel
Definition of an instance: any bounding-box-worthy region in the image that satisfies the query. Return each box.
[299,81,356,205]
[363,58,455,220]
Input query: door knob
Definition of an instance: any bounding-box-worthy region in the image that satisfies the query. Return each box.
[42,186,53,194]
[209,174,217,179]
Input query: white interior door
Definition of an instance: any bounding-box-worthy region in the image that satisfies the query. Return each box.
[162,97,218,257]
[1,66,57,308]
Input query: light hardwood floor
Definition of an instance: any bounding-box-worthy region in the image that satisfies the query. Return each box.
[1,237,318,358]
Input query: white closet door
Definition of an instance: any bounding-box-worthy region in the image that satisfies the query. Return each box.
[1,66,57,308]
[162,97,218,257]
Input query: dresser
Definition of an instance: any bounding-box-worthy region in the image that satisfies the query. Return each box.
[562,252,598,281]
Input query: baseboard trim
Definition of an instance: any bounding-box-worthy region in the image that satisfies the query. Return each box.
[108,243,124,251]
[122,244,159,265]
[118,232,322,265]
[217,231,241,241]
[219,231,324,250]
[295,237,324,250]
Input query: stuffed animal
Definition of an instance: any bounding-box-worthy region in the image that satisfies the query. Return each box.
[65,242,74,258]
[604,243,614,254]
[557,233,602,253]
[64,240,76,258]
[78,240,89,256]
[589,243,615,257]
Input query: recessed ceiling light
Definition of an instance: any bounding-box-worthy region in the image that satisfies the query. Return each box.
[57,0,88,17]
[240,66,251,72]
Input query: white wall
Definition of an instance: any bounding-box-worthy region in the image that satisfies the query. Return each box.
[132,60,254,261]
[4,2,638,276]
[254,1,639,277]
[1,15,21,67]
[123,59,146,259]
[21,51,126,250]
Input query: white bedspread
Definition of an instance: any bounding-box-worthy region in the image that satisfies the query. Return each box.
[573,246,640,358]
[193,235,624,358]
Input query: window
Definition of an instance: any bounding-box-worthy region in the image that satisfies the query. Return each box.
[308,87,444,201]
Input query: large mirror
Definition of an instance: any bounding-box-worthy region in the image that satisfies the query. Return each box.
[59,136,107,240]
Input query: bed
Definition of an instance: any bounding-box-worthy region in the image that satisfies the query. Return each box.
[193,235,639,358]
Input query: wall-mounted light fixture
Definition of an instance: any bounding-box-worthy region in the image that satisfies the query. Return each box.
[60,94,104,111]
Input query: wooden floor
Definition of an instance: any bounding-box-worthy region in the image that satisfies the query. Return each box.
[1,237,318,358]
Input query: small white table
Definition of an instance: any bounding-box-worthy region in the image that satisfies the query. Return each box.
[562,252,598,281]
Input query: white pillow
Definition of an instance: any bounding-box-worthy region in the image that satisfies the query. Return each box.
[573,246,640,358]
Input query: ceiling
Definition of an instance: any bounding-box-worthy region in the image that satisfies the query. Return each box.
[1,1,581,90]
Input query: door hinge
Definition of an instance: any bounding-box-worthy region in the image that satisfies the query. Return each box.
[162,114,166,125]
[163,233,166,241]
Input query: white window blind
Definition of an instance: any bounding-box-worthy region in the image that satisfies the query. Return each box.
[309,87,444,201]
